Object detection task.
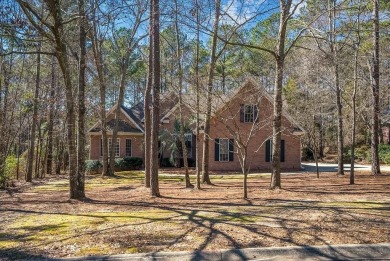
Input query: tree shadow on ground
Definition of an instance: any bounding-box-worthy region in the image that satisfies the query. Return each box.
[1,172,389,260]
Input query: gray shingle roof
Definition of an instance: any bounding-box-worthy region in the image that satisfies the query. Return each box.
[90,119,142,133]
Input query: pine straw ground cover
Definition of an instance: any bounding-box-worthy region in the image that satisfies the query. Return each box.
[0,170,389,260]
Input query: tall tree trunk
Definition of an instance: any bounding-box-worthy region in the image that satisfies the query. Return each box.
[27,48,41,182]
[174,0,192,188]
[76,0,86,198]
[144,28,152,188]
[335,62,344,176]
[150,0,161,197]
[319,107,324,158]
[109,56,129,175]
[45,0,78,199]
[350,6,361,185]
[270,1,292,189]
[242,148,248,199]
[270,58,284,189]
[195,0,201,190]
[350,48,358,184]
[35,119,42,178]
[90,0,109,177]
[202,0,220,185]
[371,0,380,175]
[328,0,344,176]
[55,137,63,175]
[46,56,55,175]
[143,0,156,189]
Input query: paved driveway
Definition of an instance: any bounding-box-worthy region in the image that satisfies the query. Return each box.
[301,162,390,173]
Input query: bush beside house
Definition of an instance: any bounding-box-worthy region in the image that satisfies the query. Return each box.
[85,157,143,174]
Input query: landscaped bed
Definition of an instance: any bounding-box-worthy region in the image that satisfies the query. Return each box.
[0,170,389,260]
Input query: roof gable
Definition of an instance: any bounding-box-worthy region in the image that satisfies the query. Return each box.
[212,78,305,133]
[88,103,144,133]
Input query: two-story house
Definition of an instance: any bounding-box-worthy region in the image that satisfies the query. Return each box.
[88,78,304,171]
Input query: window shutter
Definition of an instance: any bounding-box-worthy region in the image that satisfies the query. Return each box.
[240,104,244,122]
[229,139,234,161]
[281,140,285,162]
[254,105,259,122]
[214,138,220,161]
[265,139,271,162]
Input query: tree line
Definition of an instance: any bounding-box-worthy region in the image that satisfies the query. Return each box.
[0,0,388,199]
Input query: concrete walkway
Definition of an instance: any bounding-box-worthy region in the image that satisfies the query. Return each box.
[301,162,390,173]
[64,243,390,261]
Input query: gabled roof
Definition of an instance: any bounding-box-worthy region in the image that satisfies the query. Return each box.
[90,119,142,133]
[89,78,304,135]
[209,78,305,134]
[121,103,144,129]
[88,103,144,134]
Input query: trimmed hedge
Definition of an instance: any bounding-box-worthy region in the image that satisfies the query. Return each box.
[114,157,143,170]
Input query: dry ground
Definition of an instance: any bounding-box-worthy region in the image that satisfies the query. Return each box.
[0,169,389,260]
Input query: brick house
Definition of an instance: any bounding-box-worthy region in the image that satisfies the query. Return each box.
[88,78,304,171]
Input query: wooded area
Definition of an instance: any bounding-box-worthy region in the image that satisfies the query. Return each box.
[0,0,389,199]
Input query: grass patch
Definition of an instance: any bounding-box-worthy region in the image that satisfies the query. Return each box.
[0,240,19,249]
[2,209,179,253]
[32,180,69,192]
[319,201,389,209]
[125,247,139,254]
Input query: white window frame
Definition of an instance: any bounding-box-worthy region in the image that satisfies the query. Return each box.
[125,139,132,157]
[244,104,255,123]
[219,138,229,162]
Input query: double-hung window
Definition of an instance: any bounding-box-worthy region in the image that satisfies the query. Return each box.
[240,104,258,123]
[125,139,132,157]
[244,104,255,123]
[219,139,229,162]
[214,138,234,162]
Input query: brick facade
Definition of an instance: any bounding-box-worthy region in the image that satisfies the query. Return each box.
[89,79,303,171]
